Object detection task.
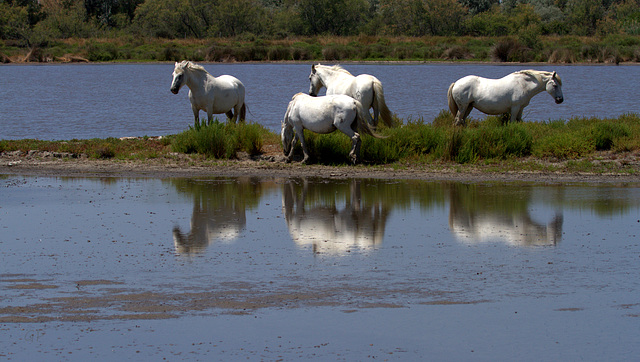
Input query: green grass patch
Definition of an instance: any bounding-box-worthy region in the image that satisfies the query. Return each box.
[3,113,640,172]
[170,119,268,159]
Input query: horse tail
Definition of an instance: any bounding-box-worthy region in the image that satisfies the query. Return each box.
[283,94,300,128]
[355,100,385,139]
[372,78,394,128]
[447,82,458,118]
[239,103,247,122]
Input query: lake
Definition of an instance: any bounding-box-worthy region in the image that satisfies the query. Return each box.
[1,175,639,360]
[1,63,639,140]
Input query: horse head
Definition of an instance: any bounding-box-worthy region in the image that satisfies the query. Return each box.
[170,61,188,94]
[546,71,564,104]
[308,64,324,96]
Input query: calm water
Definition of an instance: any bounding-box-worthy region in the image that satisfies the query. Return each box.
[1,176,639,359]
[1,63,639,140]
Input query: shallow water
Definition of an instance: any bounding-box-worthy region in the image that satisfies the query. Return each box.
[1,63,639,140]
[1,175,639,359]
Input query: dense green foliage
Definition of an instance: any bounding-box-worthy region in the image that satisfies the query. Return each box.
[1,0,640,63]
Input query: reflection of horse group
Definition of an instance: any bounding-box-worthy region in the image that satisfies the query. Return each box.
[282,178,390,256]
[170,177,266,255]
[171,178,564,256]
[447,184,563,246]
[171,61,564,163]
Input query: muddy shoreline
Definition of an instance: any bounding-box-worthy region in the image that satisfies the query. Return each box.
[2,152,639,184]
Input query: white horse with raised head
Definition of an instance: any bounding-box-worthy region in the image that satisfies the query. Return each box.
[170,60,246,125]
[281,93,383,164]
[309,64,393,128]
[447,70,564,126]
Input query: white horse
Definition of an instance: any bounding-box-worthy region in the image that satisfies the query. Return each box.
[281,93,382,164]
[447,70,564,126]
[170,60,246,125]
[308,64,393,128]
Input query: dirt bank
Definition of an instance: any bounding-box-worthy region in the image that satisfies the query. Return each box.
[2,150,639,184]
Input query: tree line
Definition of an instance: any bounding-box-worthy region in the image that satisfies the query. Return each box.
[2,0,640,47]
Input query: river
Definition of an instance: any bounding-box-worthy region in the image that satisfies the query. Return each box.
[1,63,639,140]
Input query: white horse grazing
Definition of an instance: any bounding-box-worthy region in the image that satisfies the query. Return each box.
[447,70,564,126]
[281,93,382,164]
[309,64,393,128]
[170,60,246,125]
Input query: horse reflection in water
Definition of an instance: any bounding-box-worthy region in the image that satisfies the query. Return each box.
[448,184,563,246]
[282,178,390,255]
[171,177,266,255]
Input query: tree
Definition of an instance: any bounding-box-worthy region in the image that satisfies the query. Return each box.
[296,0,368,35]
[566,0,605,35]
[459,0,499,14]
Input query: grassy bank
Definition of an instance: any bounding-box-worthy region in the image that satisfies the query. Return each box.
[2,35,640,64]
[2,113,639,175]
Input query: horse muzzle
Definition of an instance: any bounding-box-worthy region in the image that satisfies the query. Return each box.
[309,91,317,97]
[171,87,179,94]
[555,97,563,104]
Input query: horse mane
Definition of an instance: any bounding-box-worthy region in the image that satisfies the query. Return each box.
[516,70,562,85]
[177,60,209,75]
[316,64,353,76]
[291,92,306,101]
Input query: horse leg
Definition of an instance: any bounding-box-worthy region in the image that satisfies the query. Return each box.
[462,105,473,123]
[224,110,235,123]
[372,105,380,128]
[296,129,311,164]
[514,107,524,122]
[206,109,215,126]
[455,103,472,126]
[349,132,361,164]
[285,132,297,163]
[192,107,201,128]
[336,113,361,164]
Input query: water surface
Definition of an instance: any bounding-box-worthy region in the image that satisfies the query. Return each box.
[1,63,638,140]
[1,175,639,359]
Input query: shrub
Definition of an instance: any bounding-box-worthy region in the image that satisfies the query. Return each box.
[591,122,631,150]
[491,37,527,62]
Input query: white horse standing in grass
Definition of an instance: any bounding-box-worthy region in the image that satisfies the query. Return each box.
[170,60,246,125]
[308,64,393,128]
[281,93,382,165]
[447,70,564,126]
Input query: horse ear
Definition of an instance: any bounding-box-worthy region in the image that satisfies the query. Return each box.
[552,71,557,79]
[311,64,316,73]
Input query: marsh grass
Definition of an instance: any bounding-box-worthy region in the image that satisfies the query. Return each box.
[289,112,640,165]
[0,137,168,159]
[170,119,267,158]
[2,113,639,170]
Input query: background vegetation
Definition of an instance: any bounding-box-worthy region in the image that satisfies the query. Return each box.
[1,0,640,63]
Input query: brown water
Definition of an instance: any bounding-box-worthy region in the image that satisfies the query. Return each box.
[1,175,639,360]
[1,63,639,140]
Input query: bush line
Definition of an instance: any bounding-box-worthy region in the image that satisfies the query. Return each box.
[2,35,640,63]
